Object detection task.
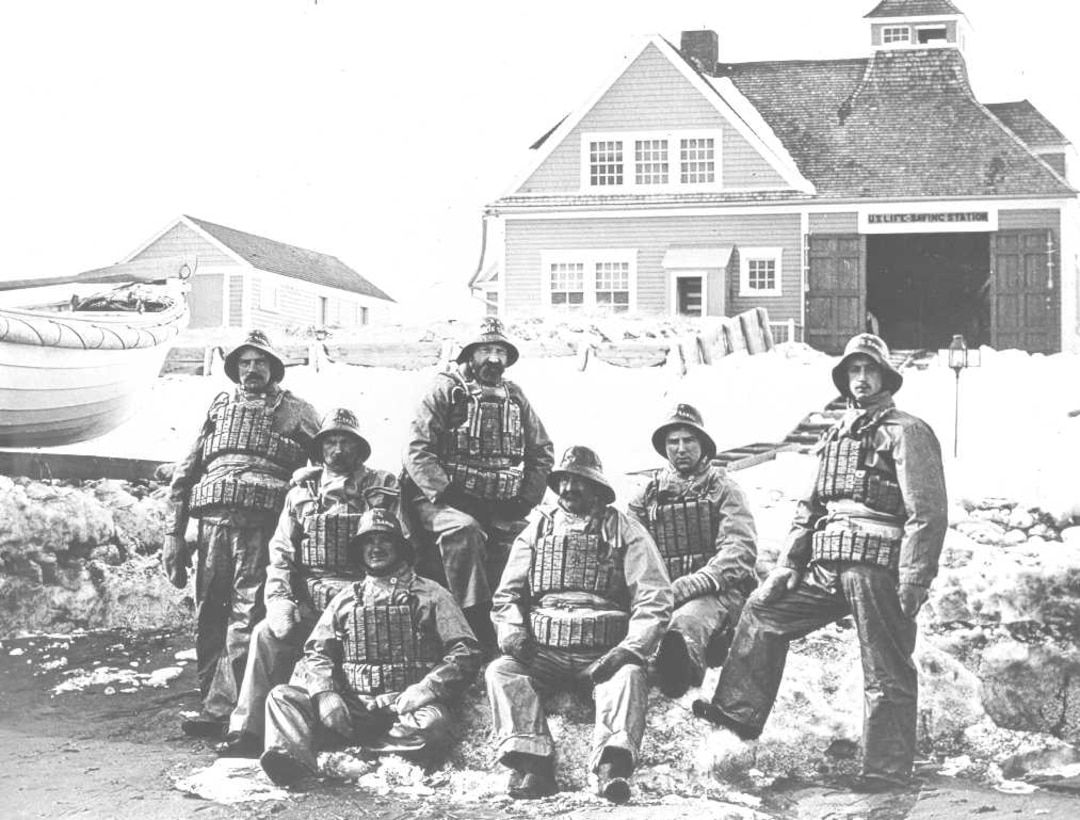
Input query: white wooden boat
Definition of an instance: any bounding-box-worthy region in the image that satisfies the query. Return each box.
[0,257,192,446]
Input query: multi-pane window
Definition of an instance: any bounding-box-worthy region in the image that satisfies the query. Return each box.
[882,26,910,44]
[739,248,782,296]
[550,262,585,310]
[594,262,630,313]
[680,137,715,184]
[634,139,668,185]
[746,259,776,292]
[589,141,623,186]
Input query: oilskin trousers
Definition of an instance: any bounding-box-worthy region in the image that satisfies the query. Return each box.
[195,514,274,720]
[486,646,648,772]
[227,613,317,740]
[707,561,918,780]
[668,586,746,683]
[263,684,452,774]
[412,497,527,609]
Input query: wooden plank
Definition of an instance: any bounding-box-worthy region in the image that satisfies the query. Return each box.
[0,450,167,482]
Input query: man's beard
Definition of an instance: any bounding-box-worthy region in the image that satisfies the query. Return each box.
[476,362,504,385]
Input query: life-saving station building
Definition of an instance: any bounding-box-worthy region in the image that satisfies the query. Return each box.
[473,0,1078,353]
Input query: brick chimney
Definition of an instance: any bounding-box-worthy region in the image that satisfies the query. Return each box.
[680,30,719,75]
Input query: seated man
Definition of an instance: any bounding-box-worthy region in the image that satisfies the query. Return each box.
[216,407,398,756]
[485,446,672,804]
[628,403,758,697]
[260,509,482,786]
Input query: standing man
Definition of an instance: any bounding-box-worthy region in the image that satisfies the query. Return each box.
[164,329,320,738]
[260,509,482,786]
[402,317,554,646]
[692,334,948,792]
[628,403,758,698]
[215,407,399,756]
[486,446,672,803]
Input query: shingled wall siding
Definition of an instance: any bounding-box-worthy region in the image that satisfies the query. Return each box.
[520,43,786,193]
[228,276,243,327]
[809,212,858,233]
[504,212,801,322]
[130,222,235,268]
[998,208,1059,231]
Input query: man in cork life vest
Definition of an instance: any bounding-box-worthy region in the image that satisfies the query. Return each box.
[628,403,758,699]
[259,508,482,786]
[692,333,947,793]
[402,317,554,646]
[215,407,399,757]
[485,446,672,804]
[164,329,321,737]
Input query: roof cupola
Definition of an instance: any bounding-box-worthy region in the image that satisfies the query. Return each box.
[865,0,970,54]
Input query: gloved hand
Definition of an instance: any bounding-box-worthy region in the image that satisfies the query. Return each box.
[499,630,536,663]
[313,691,352,737]
[162,534,190,589]
[672,571,717,607]
[898,583,928,619]
[266,599,300,640]
[394,682,435,715]
[752,567,800,604]
[589,647,640,685]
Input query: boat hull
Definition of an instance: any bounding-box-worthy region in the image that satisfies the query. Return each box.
[0,293,187,447]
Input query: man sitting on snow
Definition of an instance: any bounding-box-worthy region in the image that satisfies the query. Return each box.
[692,333,948,793]
[628,403,758,698]
[259,508,482,786]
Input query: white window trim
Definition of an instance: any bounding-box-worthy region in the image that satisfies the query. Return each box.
[739,247,783,297]
[579,130,723,192]
[259,275,281,312]
[669,271,709,318]
[914,24,949,45]
[540,249,638,313]
[882,25,910,44]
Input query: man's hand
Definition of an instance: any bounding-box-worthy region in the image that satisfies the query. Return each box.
[266,599,300,640]
[672,572,717,607]
[589,647,640,685]
[393,683,435,715]
[499,630,536,663]
[753,567,800,604]
[162,534,190,589]
[898,583,928,619]
[313,691,351,737]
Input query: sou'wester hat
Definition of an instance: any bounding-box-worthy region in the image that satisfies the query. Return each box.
[651,403,717,461]
[223,328,286,385]
[348,508,413,569]
[831,333,903,399]
[456,317,520,367]
[312,407,372,464]
[547,445,616,506]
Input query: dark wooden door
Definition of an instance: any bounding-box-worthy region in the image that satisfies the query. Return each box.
[991,230,1058,353]
[807,235,865,353]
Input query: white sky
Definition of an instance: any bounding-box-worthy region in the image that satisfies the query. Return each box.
[0,0,1075,317]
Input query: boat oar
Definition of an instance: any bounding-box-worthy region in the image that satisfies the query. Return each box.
[0,255,196,292]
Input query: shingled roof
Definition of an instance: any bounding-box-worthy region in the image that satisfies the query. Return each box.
[724,49,1073,199]
[865,0,964,17]
[185,216,394,302]
[986,101,1068,148]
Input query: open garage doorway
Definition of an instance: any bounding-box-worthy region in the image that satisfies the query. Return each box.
[866,233,990,350]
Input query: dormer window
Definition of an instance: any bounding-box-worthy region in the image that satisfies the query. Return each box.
[582,130,722,190]
[882,26,910,44]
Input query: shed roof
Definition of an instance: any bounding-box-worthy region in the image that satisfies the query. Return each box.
[184,216,393,302]
[725,49,1073,199]
[865,0,964,18]
[986,100,1068,148]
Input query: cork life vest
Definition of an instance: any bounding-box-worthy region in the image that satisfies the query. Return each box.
[441,373,525,501]
[339,586,440,696]
[651,493,717,581]
[190,393,307,515]
[527,510,630,651]
[814,412,904,517]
